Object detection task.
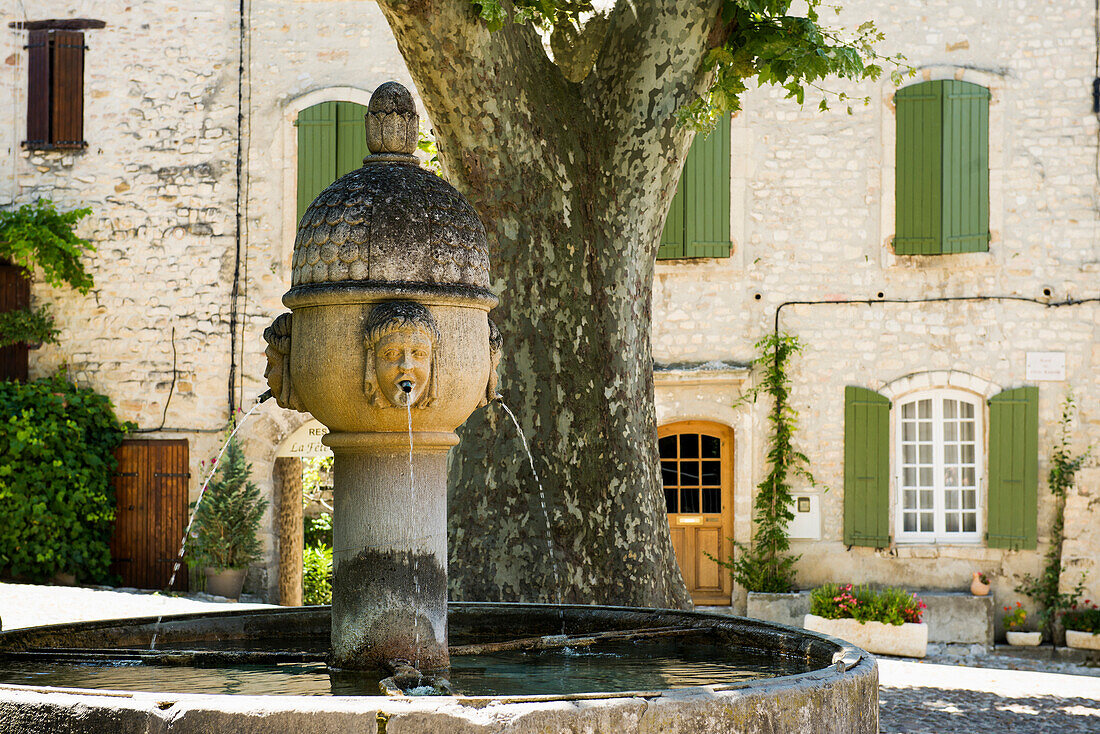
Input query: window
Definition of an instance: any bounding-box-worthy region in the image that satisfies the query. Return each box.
[844,384,1038,550]
[18,20,105,150]
[657,114,731,260]
[894,80,990,255]
[895,390,982,542]
[295,101,370,222]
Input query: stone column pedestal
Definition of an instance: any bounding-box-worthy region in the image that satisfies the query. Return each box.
[325,431,457,671]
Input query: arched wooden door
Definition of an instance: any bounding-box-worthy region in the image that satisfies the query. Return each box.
[658,421,734,605]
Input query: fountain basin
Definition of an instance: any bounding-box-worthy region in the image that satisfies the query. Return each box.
[0,603,877,733]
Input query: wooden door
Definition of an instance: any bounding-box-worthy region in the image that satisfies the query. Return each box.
[110,439,190,590]
[0,263,30,382]
[659,422,734,605]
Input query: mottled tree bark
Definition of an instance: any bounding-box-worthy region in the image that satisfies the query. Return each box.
[274,457,303,606]
[375,0,722,609]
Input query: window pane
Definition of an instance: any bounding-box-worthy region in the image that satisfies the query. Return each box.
[902,402,915,419]
[918,399,931,419]
[962,467,975,487]
[903,514,916,532]
[945,515,959,532]
[658,436,678,459]
[679,461,700,486]
[945,490,959,509]
[903,467,916,486]
[661,461,677,487]
[903,423,916,442]
[701,461,721,485]
[962,444,975,464]
[920,512,934,531]
[960,421,975,442]
[944,422,957,441]
[701,435,721,458]
[961,402,974,418]
[680,487,700,514]
[920,489,934,509]
[680,434,699,458]
[903,444,916,464]
[919,444,932,464]
[944,467,958,487]
[962,514,976,532]
[919,422,932,441]
[903,489,918,509]
[962,490,976,510]
[920,467,933,486]
[664,487,677,513]
[944,400,957,419]
[702,487,721,514]
[944,445,958,463]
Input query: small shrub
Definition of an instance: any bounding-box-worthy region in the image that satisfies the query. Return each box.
[187,437,268,570]
[0,375,131,581]
[304,513,332,549]
[0,199,95,293]
[0,305,59,348]
[1002,601,1027,631]
[810,583,926,625]
[302,544,332,605]
[1062,601,1100,634]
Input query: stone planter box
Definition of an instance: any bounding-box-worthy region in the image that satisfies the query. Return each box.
[1005,630,1041,646]
[1065,630,1100,651]
[804,614,928,658]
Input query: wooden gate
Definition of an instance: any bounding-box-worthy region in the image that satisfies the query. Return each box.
[659,421,734,605]
[0,263,30,382]
[110,439,190,590]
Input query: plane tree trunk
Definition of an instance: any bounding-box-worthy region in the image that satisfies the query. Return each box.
[376,0,723,609]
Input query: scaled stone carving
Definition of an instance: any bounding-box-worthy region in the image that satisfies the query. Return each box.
[263,312,304,412]
[481,318,502,407]
[363,301,441,408]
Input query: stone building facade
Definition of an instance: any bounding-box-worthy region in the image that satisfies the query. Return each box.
[2,1,1096,613]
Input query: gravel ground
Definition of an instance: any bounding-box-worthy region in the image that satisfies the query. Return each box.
[2,583,1098,733]
[0,581,273,630]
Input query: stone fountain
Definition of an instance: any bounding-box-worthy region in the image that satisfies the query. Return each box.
[262,80,499,673]
[0,82,879,733]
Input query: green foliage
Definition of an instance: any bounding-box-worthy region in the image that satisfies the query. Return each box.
[810,582,926,625]
[1002,601,1027,631]
[471,0,908,127]
[1015,392,1093,638]
[302,544,333,605]
[0,200,95,293]
[417,127,443,177]
[0,375,131,581]
[304,513,333,549]
[712,332,815,592]
[0,305,59,348]
[1062,602,1100,634]
[187,438,268,570]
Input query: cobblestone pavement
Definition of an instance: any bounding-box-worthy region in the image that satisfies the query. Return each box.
[878,656,1100,733]
[0,581,273,630]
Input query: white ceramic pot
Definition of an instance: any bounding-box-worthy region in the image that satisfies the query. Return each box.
[803,614,927,658]
[1005,630,1042,646]
[1065,630,1100,651]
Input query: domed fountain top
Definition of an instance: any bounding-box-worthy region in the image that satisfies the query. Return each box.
[290,82,490,291]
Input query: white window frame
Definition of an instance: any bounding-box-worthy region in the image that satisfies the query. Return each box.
[894,388,984,544]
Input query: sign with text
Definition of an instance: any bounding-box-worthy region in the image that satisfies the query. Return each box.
[275,420,332,458]
[1025,352,1066,381]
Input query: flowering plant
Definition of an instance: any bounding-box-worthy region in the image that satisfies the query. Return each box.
[1002,601,1027,631]
[1061,600,1100,634]
[810,583,926,626]
[977,572,989,585]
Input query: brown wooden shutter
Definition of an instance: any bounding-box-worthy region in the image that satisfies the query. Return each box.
[51,30,85,148]
[25,29,51,147]
[0,264,31,382]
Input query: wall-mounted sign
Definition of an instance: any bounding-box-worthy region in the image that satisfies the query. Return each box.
[275,420,332,459]
[1025,352,1066,381]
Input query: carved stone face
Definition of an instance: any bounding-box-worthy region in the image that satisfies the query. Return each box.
[373,331,433,407]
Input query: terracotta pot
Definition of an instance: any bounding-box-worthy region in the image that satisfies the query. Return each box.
[204,567,247,600]
[1005,630,1042,646]
[1065,630,1100,651]
[969,572,990,596]
[51,572,77,586]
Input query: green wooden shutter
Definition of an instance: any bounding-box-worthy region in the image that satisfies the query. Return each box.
[658,115,731,260]
[844,386,891,547]
[986,386,1038,550]
[335,102,369,179]
[941,81,990,253]
[895,82,944,255]
[296,102,337,223]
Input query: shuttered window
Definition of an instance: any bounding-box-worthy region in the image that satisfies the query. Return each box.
[296,101,370,223]
[24,29,87,150]
[843,386,891,547]
[658,115,731,260]
[895,80,989,255]
[986,387,1038,550]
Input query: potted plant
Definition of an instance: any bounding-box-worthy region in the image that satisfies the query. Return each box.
[970,571,990,596]
[187,437,268,600]
[1003,602,1041,646]
[803,583,928,658]
[1062,601,1100,651]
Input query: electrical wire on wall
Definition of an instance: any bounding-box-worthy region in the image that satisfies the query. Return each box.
[226,0,251,419]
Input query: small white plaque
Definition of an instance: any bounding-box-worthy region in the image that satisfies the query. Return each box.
[275,420,332,458]
[1025,352,1066,381]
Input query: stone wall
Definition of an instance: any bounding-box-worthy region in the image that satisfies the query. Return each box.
[652,0,1100,609]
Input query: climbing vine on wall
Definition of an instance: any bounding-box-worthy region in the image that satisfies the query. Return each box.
[712,331,818,593]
